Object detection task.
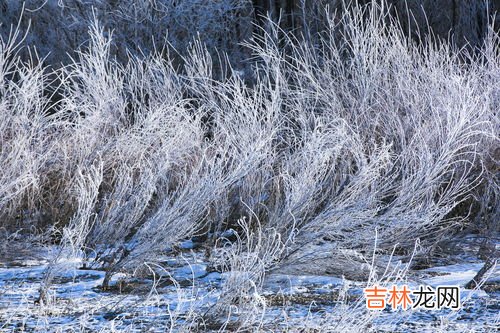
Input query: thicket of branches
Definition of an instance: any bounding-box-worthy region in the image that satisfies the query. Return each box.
[0,1,498,328]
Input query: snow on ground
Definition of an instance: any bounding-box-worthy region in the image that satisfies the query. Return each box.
[0,242,498,332]
[422,263,498,287]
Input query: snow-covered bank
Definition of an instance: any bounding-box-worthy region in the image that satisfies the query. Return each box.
[0,242,497,332]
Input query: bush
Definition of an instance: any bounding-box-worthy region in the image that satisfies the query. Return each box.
[1,0,497,301]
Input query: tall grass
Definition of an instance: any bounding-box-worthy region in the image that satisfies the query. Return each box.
[0,0,498,328]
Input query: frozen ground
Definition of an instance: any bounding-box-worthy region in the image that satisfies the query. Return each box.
[0,238,498,332]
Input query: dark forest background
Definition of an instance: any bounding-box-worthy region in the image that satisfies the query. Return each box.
[1,0,499,67]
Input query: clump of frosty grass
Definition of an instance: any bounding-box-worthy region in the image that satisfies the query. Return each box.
[1,1,498,331]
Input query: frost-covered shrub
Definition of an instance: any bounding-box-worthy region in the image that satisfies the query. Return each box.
[0,25,64,229]
[212,1,498,279]
[252,3,497,274]
[1,1,497,290]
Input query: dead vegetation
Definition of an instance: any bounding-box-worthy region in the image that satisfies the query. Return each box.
[0,1,498,331]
